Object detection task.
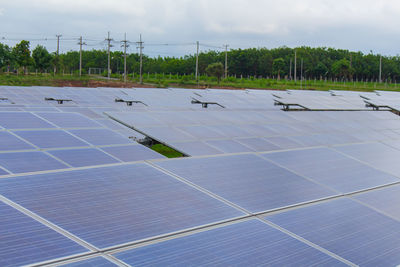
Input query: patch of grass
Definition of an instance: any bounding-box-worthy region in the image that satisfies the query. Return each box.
[151,144,184,158]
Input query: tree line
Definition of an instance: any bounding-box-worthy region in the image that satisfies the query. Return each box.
[1,40,399,81]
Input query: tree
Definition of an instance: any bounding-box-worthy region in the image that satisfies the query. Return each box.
[32,45,52,72]
[12,40,31,74]
[272,58,285,79]
[206,62,224,83]
[332,59,354,79]
[0,43,12,72]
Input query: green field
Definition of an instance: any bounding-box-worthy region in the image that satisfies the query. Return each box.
[1,73,400,92]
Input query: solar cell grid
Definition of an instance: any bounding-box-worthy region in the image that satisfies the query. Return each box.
[0,112,55,129]
[68,129,132,146]
[0,163,243,249]
[0,131,35,151]
[114,219,346,266]
[156,154,337,213]
[14,130,89,149]
[0,202,87,267]
[0,151,68,174]
[266,198,400,266]
[100,144,165,162]
[60,257,117,267]
[263,148,399,193]
[36,112,103,128]
[48,148,120,167]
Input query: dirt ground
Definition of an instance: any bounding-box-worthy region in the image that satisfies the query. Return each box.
[52,79,253,90]
[54,80,156,88]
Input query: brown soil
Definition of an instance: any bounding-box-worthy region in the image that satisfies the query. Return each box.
[54,80,155,88]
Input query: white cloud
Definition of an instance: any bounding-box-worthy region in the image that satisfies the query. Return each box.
[1,0,400,55]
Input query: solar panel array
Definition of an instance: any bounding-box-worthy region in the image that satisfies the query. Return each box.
[107,109,400,156]
[1,85,400,266]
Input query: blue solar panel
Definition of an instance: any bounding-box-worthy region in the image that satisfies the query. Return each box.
[354,184,400,221]
[0,151,68,173]
[36,112,102,128]
[236,138,280,152]
[115,219,345,266]
[0,168,8,176]
[263,148,399,193]
[0,202,87,267]
[264,136,305,149]
[139,126,197,143]
[68,129,132,146]
[205,139,255,153]
[0,112,55,129]
[177,125,226,139]
[267,198,400,266]
[14,130,89,149]
[334,143,400,177]
[169,141,224,156]
[49,148,120,167]
[0,164,243,249]
[100,145,165,162]
[61,257,117,267]
[0,131,35,151]
[156,154,337,213]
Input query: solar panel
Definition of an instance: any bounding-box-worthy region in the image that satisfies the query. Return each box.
[205,139,255,153]
[48,148,120,167]
[36,112,103,128]
[156,154,337,213]
[60,257,117,267]
[100,145,165,162]
[334,142,400,177]
[0,131,35,151]
[0,112,55,129]
[0,164,243,249]
[0,202,87,267]
[114,219,345,266]
[168,141,224,156]
[236,137,280,152]
[263,148,399,193]
[0,151,68,174]
[14,130,89,149]
[354,184,400,221]
[68,129,132,146]
[139,126,197,143]
[266,198,400,266]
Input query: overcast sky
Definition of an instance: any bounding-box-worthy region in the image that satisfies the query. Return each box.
[1,0,399,57]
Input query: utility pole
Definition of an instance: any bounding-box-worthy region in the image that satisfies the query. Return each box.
[294,49,297,83]
[379,55,382,83]
[300,58,303,88]
[105,32,113,80]
[195,41,199,81]
[78,36,86,77]
[224,44,229,79]
[121,33,129,83]
[289,58,292,80]
[55,34,62,74]
[137,34,144,84]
